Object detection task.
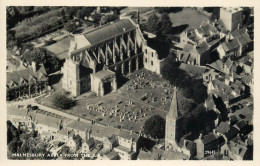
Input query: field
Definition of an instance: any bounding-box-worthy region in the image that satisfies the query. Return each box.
[169,8,210,31]
[39,68,194,133]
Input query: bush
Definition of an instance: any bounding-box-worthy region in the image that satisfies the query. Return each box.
[52,94,76,109]
[143,115,165,139]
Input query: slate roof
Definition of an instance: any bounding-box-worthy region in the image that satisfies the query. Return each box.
[230,27,247,38]
[201,133,218,144]
[86,137,95,147]
[45,35,73,60]
[118,129,140,142]
[84,19,135,45]
[196,41,209,55]
[222,39,240,52]
[237,33,252,46]
[179,63,207,76]
[216,121,230,134]
[161,150,189,160]
[66,120,92,132]
[6,65,48,88]
[7,106,28,117]
[34,113,61,129]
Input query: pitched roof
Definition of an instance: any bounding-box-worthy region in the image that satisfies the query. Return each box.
[137,150,153,160]
[84,19,135,45]
[237,34,252,47]
[34,113,61,129]
[216,121,230,134]
[222,39,240,52]
[85,137,95,146]
[196,41,209,55]
[118,129,139,142]
[66,120,92,132]
[6,65,48,88]
[230,27,247,38]
[104,150,119,160]
[161,149,189,160]
[201,133,218,144]
[179,63,207,76]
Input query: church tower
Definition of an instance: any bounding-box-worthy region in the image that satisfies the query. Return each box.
[165,87,182,149]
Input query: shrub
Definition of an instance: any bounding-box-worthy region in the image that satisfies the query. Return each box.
[143,115,165,139]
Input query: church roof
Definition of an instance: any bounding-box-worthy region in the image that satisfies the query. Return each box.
[167,87,179,119]
[84,19,136,45]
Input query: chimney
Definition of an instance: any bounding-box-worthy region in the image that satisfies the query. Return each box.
[32,61,37,73]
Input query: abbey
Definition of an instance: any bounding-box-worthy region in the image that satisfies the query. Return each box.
[61,18,146,96]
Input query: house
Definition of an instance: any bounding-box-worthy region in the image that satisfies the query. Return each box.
[81,137,95,153]
[65,120,92,140]
[179,63,207,77]
[220,140,250,160]
[33,113,63,139]
[114,129,140,160]
[103,150,120,160]
[143,35,168,75]
[7,106,33,130]
[6,61,49,101]
[194,133,226,159]
[161,149,189,160]
[202,69,220,84]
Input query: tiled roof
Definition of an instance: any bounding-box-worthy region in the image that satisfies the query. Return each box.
[225,126,240,140]
[137,150,153,160]
[84,19,135,45]
[234,120,247,130]
[225,58,233,69]
[104,150,119,160]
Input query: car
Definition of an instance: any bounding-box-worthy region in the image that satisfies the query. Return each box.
[31,106,38,110]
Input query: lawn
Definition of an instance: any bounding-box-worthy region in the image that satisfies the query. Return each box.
[169,8,210,31]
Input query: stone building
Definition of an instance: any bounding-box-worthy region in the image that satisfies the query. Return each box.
[61,18,146,96]
[220,7,243,32]
[90,69,117,96]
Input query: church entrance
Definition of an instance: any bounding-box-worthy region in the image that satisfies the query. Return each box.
[104,81,112,95]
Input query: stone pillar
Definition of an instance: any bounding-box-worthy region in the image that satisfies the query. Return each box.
[121,63,125,75]
[113,77,117,92]
[100,81,104,97]
[129,60,132,73]
[136,57,139,70]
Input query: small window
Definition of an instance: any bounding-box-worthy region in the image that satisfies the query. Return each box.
[145,49,147,54]
[145,58,147,63]
[206,76,208,79]
[152,52,153,57]
[151,61,153,66]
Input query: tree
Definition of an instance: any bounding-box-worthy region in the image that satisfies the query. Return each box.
[161,13,172,35]
[146,13,162,35]
[143,115,165,139]
[52,94,76,109]
[64,21,78,33]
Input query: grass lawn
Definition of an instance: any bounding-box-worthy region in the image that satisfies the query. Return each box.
[169,8,210,31]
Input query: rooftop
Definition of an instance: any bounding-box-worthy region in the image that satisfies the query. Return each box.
[84,19,135,45]
[179,63,207,76]
[66,120,92,132]
[92,69,115,80]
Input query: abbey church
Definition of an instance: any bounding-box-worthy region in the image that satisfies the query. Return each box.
[61,18,146,96]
